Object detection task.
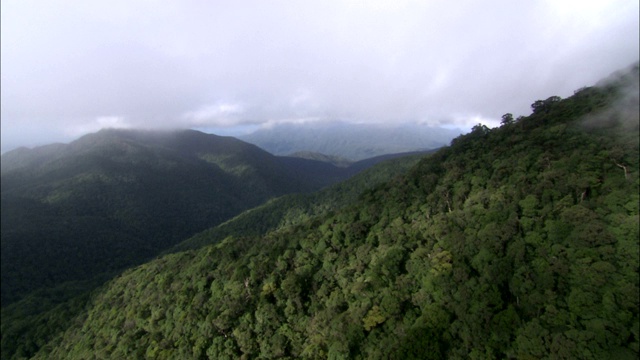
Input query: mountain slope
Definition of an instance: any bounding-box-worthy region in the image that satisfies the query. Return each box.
[168,151,428,253]
[288,151,353,167]
[0,148,428,360]
[0,129,350,306]
[3,63,638,359]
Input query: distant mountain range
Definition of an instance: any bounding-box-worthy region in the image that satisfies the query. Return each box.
[240,121,461,160]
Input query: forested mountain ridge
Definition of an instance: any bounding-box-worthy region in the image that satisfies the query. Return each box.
[168,151,429,254]
[1,129,346,192]
[0,137,431,359]
[3,63,639,359]
[287,151,354,168]
[0,129,359,307]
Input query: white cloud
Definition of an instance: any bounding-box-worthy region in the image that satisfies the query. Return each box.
[182,103,245,126]
[1,0,638,151]
[261,117,325,129]
[97,116,130,128]
[64,116,131,137]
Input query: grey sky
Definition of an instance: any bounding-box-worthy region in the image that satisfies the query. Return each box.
[2,0,638,152]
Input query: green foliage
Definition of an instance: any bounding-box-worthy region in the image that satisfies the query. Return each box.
[3,65,639,359]
[169,152,426,253]
[363,305,387,331]
[531,95,562,114]
[1,129,365,307]
[501,113,515,126]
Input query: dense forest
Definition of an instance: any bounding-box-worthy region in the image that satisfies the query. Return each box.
[169,151,428,254]
[1,63,639,359]
[1,129,371,307]
[1,136,429,359]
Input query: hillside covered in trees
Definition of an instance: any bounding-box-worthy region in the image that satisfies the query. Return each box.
[169,151,429,254]
[1,129,382,308]
[2,63,639,359]
[0,134,432,359]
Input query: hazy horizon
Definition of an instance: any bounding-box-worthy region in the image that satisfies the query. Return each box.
[2,0,638,153]
[0,120,465,158]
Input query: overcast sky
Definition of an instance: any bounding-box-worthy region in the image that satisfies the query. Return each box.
[1,0,638,152]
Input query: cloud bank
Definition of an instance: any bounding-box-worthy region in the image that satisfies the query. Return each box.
[1,0,638,152]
